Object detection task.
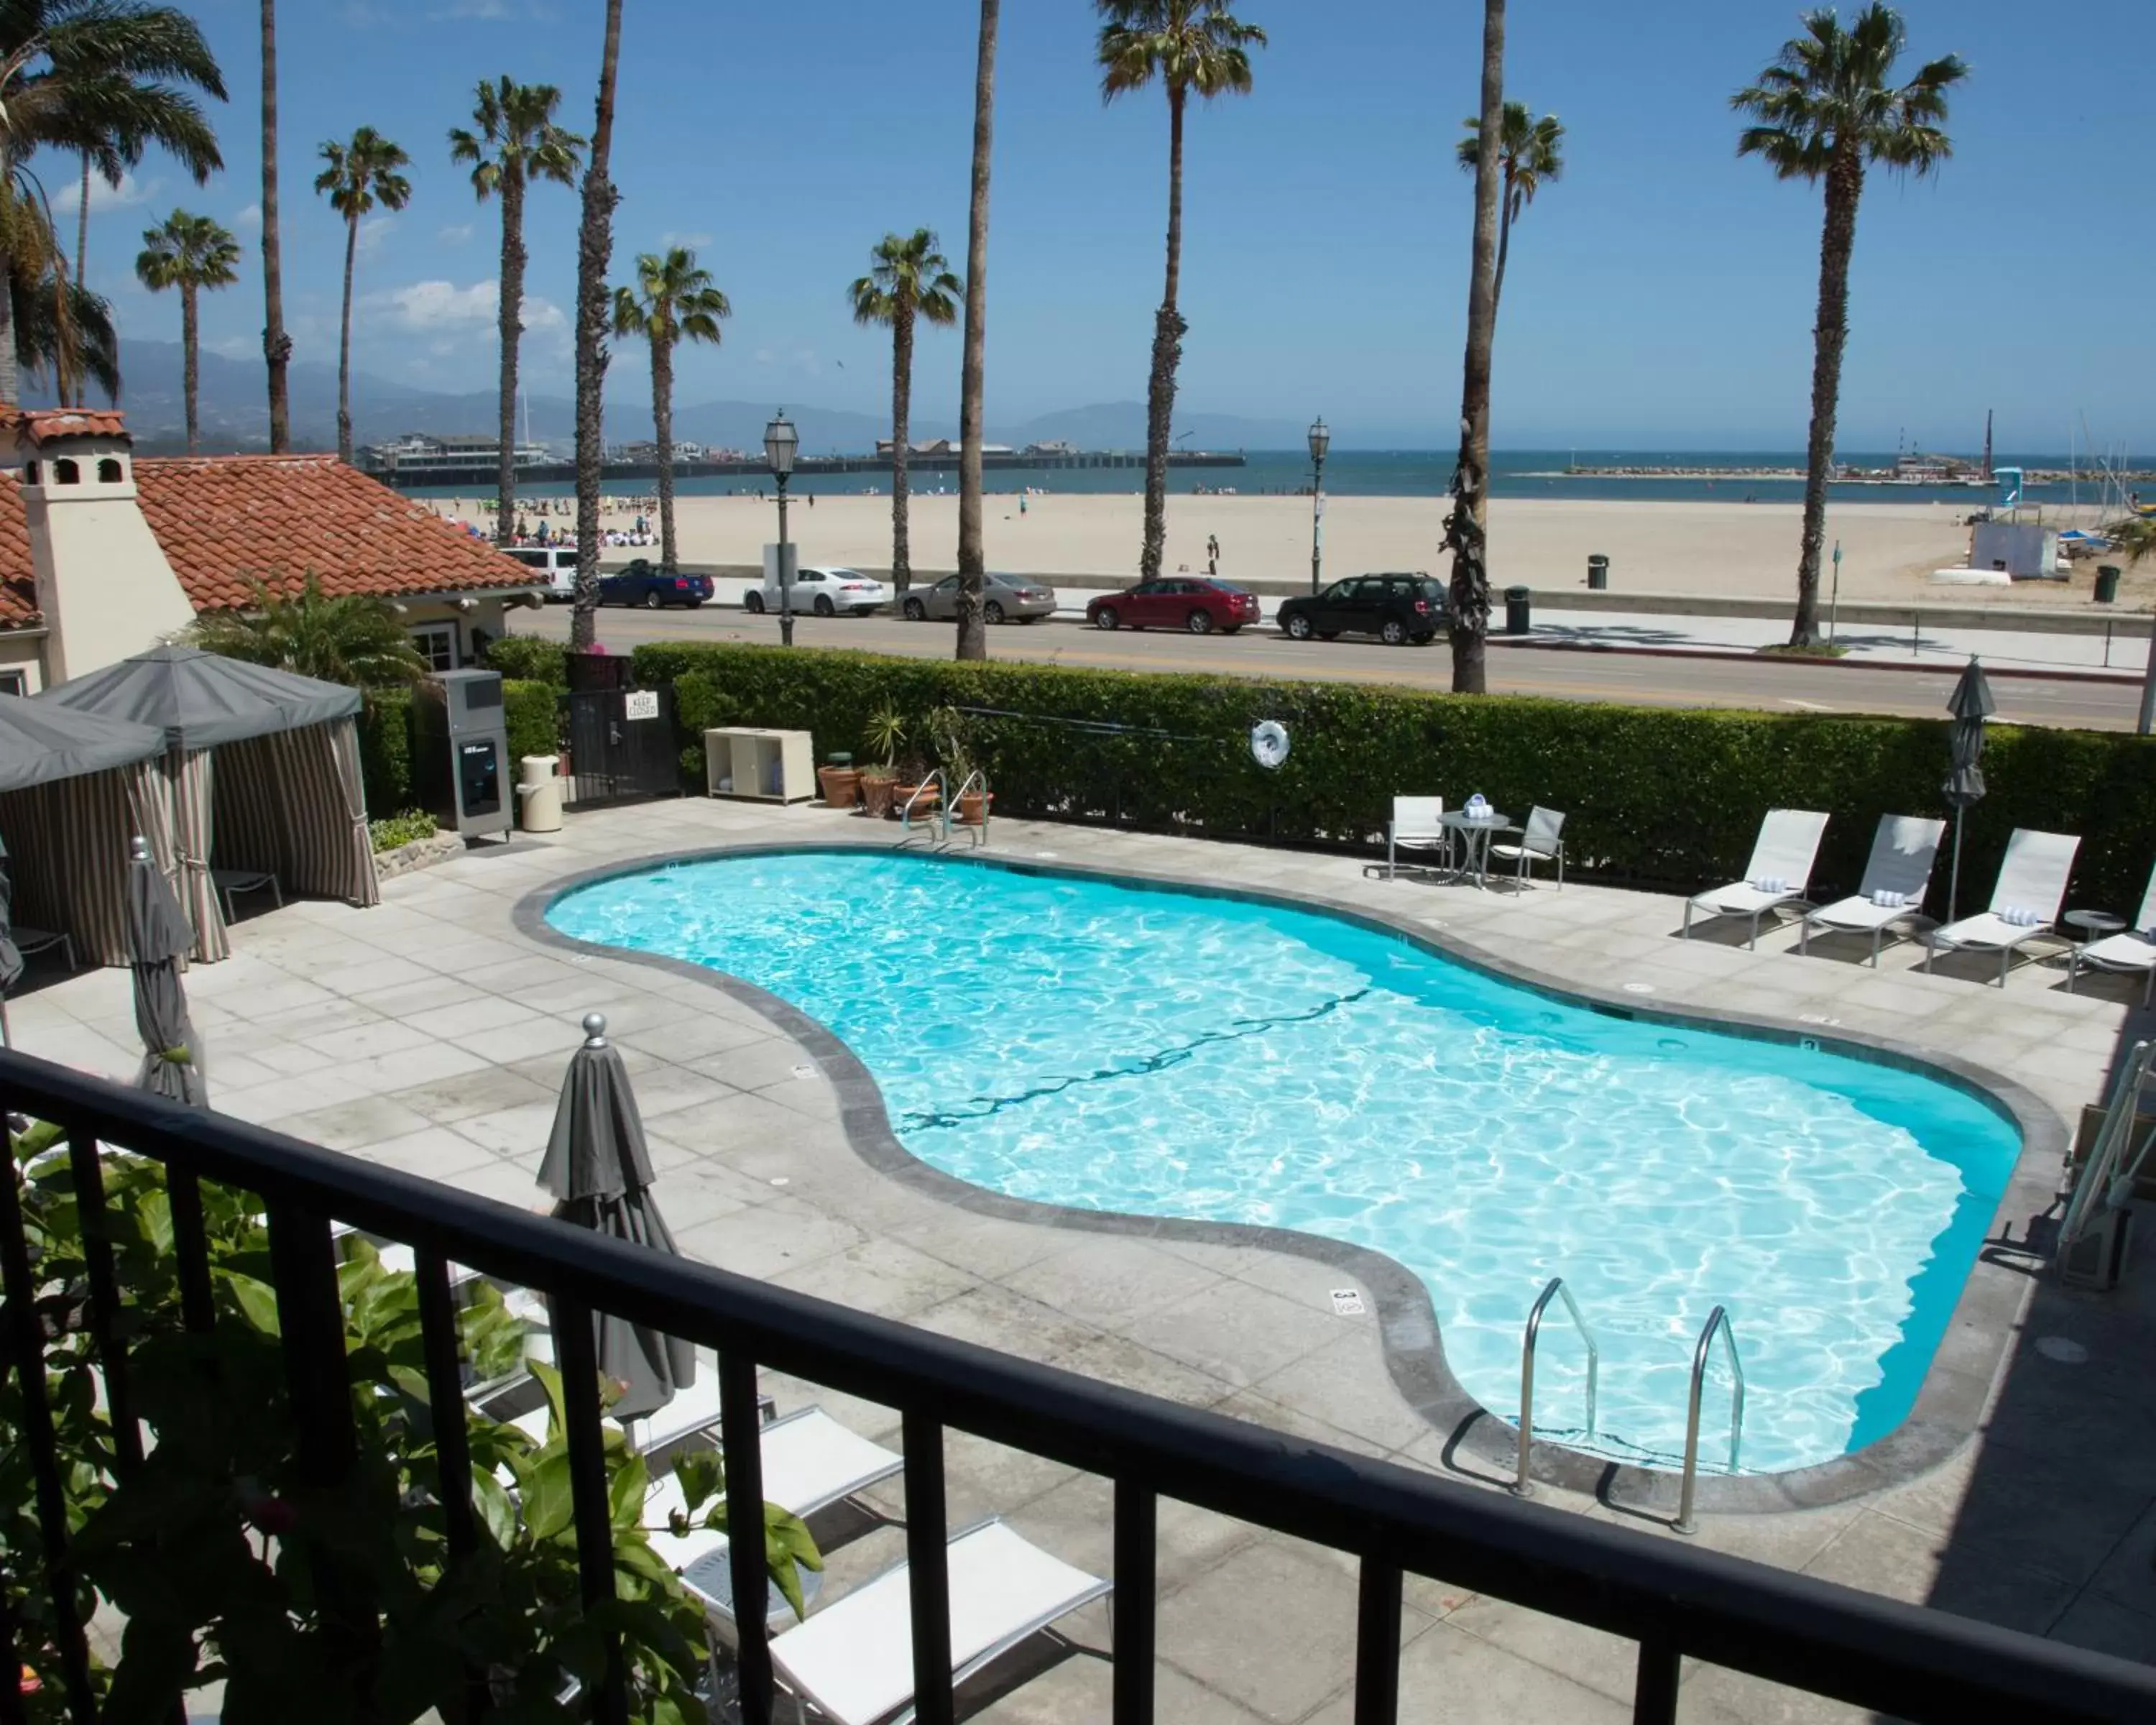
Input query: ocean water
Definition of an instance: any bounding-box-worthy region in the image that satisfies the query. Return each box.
[548,850,2020,1476]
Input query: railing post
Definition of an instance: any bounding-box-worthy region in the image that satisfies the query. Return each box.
[1632,1628,1681,1725]
[903,1410,954,1725]
[549,1294,627,1722]
[1111,1483,1156,1724]
[1353,1557,1402,1725]
[720,1349,774,1725]
[163,1165,216,1334]
[66,1131,142,1473]
[413,1250,476,1563]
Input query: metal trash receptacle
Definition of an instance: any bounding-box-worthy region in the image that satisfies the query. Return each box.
[2095,564,2122,604]
[1587,554,1610,590]
[517,755,563,833]
[1504,586,1531,635]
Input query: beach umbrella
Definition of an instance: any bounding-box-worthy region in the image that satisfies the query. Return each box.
[536,1012,692,1421]
[125,837,206,1107]
[1941,657,1996,924]
[0,837,24,1049]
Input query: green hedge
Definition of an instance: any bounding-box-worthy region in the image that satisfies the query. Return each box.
[357,679,559,812]
[503,677,561,766]
[629,641,2156,913]
[483,634,570,690]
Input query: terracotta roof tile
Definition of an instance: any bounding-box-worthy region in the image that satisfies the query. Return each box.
[0,454,538,630]
[0,407,132,446]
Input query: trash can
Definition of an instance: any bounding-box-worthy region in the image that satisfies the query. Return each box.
[2095,564,2122,605]
[1504,586,1532,635]
[516,755,563,833]
[1587,553,1610,591]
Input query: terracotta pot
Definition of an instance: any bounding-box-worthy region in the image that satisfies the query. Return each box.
[860,774,896,818]
[957,791,993,826]
[892,783,940,821]
[818,765,862,810]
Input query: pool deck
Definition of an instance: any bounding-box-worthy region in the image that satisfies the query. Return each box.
[16,797,2156,1721]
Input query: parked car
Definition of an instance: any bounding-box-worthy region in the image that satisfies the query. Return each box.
[1276,574,1447,645]
[1084,577,1258,635]
[900,571,1056,623]
[745,566,888,616]
[505,546,579,602]
[598,559,712,609]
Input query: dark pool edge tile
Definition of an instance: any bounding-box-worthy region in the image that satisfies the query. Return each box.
[512,835,2070,1515]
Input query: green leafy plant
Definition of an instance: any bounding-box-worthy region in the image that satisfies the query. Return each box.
[927,704,976,783]
[501,677,561,768]
[367,807,440,853]
[860,703,906,779]
[482,634,572,690]
[188,575,429,691]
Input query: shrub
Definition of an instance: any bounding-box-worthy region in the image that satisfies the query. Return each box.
[367,808,439,853]
[627,641,2156,913]
[502,676,561,767]
[668,668,742,787]
[482,632,570,690]
[355,687,414,813]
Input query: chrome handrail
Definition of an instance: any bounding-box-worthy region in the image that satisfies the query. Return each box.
[953,768,990,847]
[1675,1305,1746,1534]
[1515,1276,1599,1496]
[898,768,949,844]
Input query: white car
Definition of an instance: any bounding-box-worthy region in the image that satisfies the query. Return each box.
[504,546,579,602]
[745,566,888,617]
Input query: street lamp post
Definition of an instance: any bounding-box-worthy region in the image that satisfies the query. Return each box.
[1307,416,1330,594]
[764,410,799,647]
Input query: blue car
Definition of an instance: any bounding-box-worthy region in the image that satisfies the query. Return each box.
[599,559,712,609]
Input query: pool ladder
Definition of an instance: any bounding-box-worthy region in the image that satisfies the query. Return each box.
[898,768,991,850]
[1513,1279,1745,1535]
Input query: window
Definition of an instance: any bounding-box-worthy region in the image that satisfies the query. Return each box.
[0,669,25,697]
[934,576,959,595]
[96,458,122,484]
[410,624,458,673]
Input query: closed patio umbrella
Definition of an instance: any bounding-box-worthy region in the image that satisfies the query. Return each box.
[126,836,205,1107]
[1942,657,1996,924]
[537,1013,692,1421]
[0,836,24,1048]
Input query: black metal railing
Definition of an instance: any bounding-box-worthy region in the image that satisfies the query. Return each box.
[4,1046,2153,1724]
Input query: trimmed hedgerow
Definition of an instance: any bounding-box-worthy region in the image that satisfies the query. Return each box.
[502,677,561,768]
[355,688,414,814]
[482,634,570,690]
[627,642,2156,913]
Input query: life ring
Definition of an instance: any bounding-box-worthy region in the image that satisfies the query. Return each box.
[1250,719,1289,770]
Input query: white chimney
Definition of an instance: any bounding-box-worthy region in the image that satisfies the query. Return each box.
[4,411,196,684]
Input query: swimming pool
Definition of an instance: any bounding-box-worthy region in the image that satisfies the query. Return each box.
[546,849,2022,1476]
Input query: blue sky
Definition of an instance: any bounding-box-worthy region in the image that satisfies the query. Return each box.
[63,1,2155,451]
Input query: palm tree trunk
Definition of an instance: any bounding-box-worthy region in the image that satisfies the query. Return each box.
[1139,87,1187,584]
[954,0,998,663]
[1445,0,1506,696]
[653,333,678,574]
[1793,152,1861,648]
[890,300,913,594]
[336,212,359,464]
[75,155,90,298]
[181,282,201,454]
[495,169,525,549]
[571,0,625,652]
[262,0,291,452]
[1491,178,1515,318]
[0,144,19,406]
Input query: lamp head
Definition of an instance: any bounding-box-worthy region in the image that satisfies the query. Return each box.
[764,410,799,477]
[1307,416,1330,465]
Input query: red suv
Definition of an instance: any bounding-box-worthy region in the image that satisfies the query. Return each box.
[1085,577,1258,635]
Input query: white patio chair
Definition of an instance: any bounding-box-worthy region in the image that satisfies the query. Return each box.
[1682,809,1831,949]
[1923,828,2081,987]
[2068,861,2156,1003]
[212,866,282,923]
[1799,815,1947,966]
[767,1519,1112,1725]
[1488,806,1566,891]
[13,925,75,972]
[1386,796,1448,879]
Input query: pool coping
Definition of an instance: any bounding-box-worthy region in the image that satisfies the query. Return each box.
[515,834,2068,1517]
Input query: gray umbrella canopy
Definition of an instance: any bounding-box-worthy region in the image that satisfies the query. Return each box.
[1942,658,1997,924]
[126,837,206,1107]
[0,693,163,793]
[35,645,361,750]
[538,1013,693,1421]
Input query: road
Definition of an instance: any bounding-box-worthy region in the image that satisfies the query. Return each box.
[517,605,2143,731]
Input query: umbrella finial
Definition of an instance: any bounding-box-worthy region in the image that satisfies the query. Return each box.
[581,1013,608,1048]
[129,834,151,862]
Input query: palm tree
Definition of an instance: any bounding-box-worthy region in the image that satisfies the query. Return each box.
[955,0,999,662]
[8,228,118,404]
[0,0,226,407]
[572,0,625,652]
[315,128,412,465]
[136,211,240,452]
[189,575,428,690]
[849,229,961,597]
[612,249,729,575]
[451,78,584,549]
[1096,1,1265,583]
[1442,0,1506,696]
[261,0,289,451]
[1735,4,1966,648]
[1455,101,1562,315]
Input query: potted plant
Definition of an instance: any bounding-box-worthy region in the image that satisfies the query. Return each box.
[859,706,904,818]
[931,706,992,825]
[890,742,940,821]
[817,751,862,811]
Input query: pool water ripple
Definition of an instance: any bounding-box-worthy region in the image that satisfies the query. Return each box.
[548,850,2019,1476]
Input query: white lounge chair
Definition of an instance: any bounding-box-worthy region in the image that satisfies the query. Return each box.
[768,1519,1112,1725]
[212,865,282,922]
[1682,809,1830,948]
[1798,814,1947,966]
[1385,796,1449,879]
[501,1344,753,1456]
[1488,806,1566,891]
[2068,862,2156,1004]
[1923,828,2081,987]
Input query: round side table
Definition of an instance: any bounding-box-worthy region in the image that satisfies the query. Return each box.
[2065,908,2127,947]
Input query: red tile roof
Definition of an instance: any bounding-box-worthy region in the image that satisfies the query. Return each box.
[0,408,131,446]
[0,454,537,630]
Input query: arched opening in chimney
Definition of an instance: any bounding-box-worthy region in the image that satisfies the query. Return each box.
[96,458,123,484]
[52,459,80,485]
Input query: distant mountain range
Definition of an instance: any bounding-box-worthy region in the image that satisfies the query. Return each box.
[29,340,1309,456]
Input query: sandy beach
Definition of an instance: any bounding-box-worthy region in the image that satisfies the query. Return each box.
[441,492,2139,609]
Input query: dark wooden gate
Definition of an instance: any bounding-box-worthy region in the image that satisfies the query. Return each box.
[565,685,679,808]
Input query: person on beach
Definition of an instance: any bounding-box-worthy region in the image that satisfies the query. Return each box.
[1019,492,1028,515]
[1207,533,1220,575]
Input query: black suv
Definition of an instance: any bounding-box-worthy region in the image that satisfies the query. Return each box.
[1276,573,1448,645]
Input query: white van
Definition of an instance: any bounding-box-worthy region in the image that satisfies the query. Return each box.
[505,546,579,602]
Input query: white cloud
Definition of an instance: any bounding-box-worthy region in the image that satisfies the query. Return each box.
[53,170,160,218]
[205,334,258,361]
[437,222,475,244]
[751,342,821,378]
[357,214,396,257]
[434,0,556,17]
[659,230,714,252]
[366,278,565,336]
[234,203,262,230]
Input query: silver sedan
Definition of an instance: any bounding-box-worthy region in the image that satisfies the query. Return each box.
[898,571,1057,624]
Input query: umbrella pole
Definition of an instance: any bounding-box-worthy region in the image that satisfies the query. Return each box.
[1,993,10,1049]
[1949,811,1965,926]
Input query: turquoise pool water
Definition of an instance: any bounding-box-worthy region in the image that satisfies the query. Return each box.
[548,850,2020,1476]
